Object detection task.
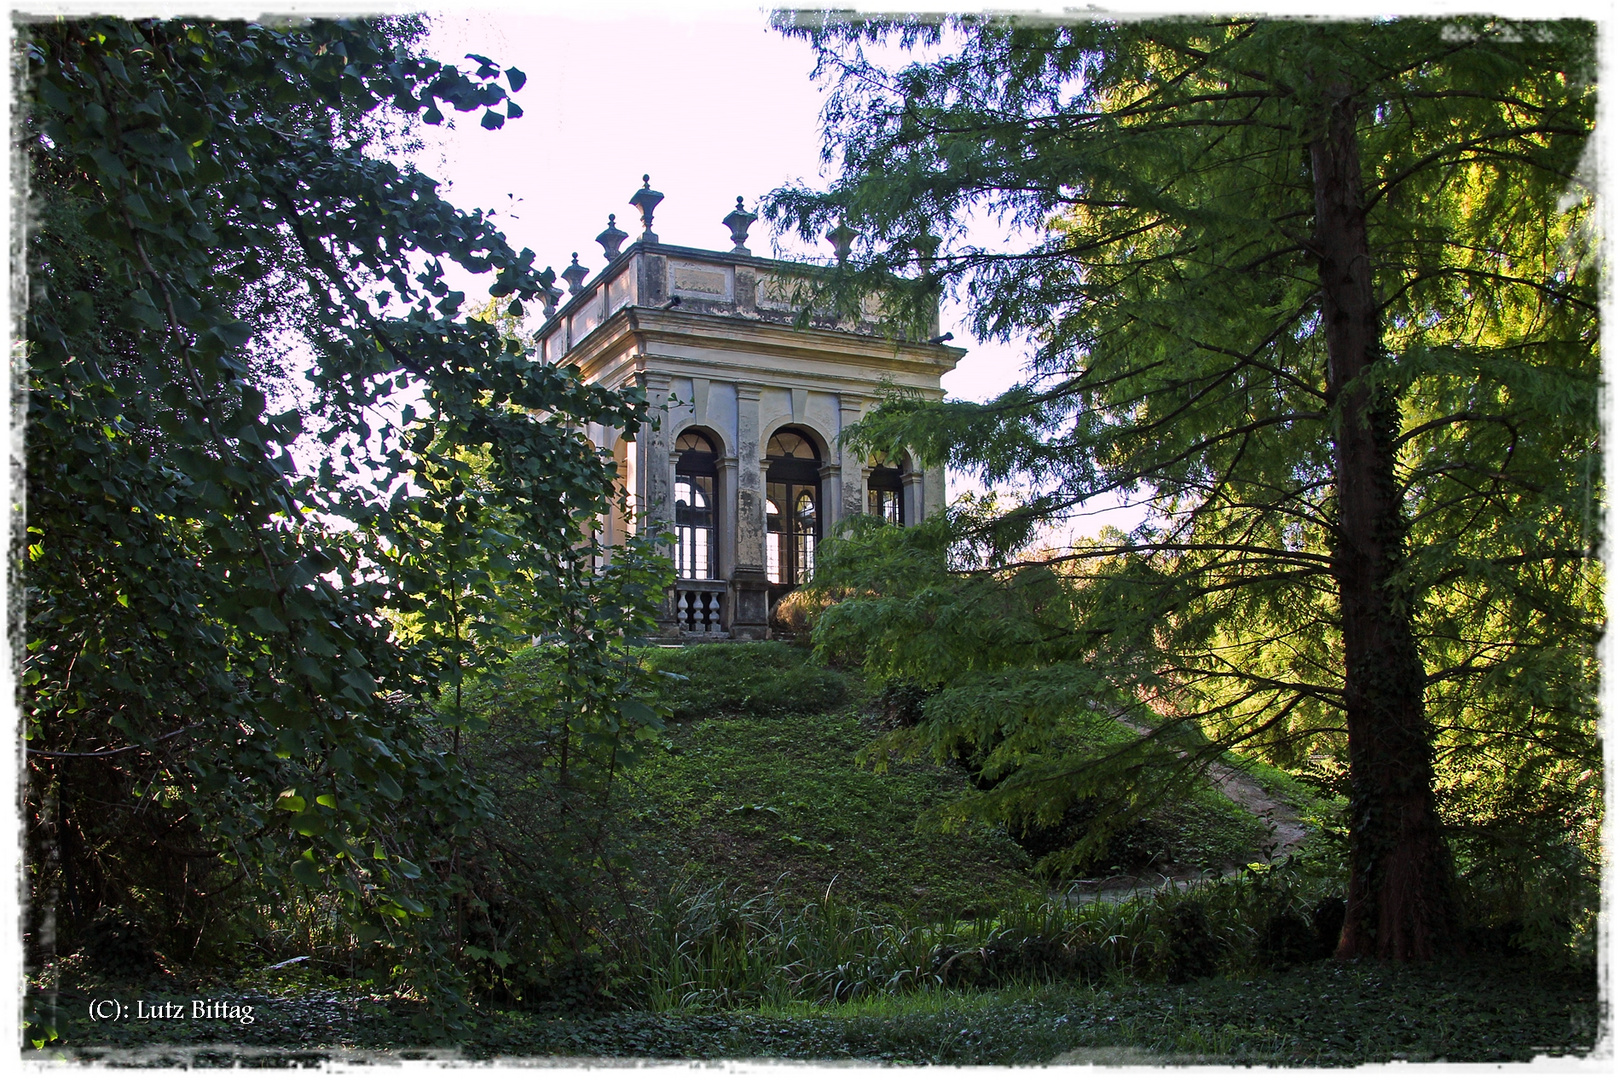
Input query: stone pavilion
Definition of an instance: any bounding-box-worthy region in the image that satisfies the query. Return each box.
[538,177,964,639]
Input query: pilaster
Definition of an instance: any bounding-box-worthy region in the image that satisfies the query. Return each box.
[902,467,925,527]
[836,393,867,527]
[642,372,675,560]
[717,455,738,581]
[730,384,770,639]
[923,464,948,520]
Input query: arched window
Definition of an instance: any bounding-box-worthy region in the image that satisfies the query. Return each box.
[795,489,817,579]
[765,427,820,587]
[867,455,906,526]
[674,430,717,579]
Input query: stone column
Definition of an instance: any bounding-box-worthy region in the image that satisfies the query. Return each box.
[836,393,867,528]
[730,384,770,639]
[819,462,841,533]
[716,454,738,582]
[642,373,676,633]
[902,467,925,526]
[922,463,948,520]
[642,373,675,548]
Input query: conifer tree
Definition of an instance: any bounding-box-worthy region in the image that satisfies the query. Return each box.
[770,15,1599,960]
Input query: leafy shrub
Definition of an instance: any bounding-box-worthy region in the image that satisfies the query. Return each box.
[875,679,933,729]
[642,642,855,722]
[76,910,164,981]
[447,633,670,1010]
[770,590,834,641]
[1447,810,1599,966]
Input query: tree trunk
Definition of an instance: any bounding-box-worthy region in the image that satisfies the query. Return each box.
[1310,88,1452,961]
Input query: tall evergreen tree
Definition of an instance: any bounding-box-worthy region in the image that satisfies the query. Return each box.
[769,15,1599,960]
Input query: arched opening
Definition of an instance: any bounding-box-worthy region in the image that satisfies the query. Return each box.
[674,430,717,579]
[867,454,907,526]
[765,427,821,594]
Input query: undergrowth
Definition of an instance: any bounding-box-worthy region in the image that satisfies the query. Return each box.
[615,852,1354,1012]
[31,643,1598,1064]
[620,703,1037,917]
[639,641,852,722]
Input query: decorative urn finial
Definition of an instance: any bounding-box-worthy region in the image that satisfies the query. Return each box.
[561,252,589,295]
[825,219,856,263]
[541,269,564,317]
[722,196,758,255]
[628,174,664,243]
[595,214,628,262]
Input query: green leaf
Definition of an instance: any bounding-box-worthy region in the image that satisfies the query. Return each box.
[248,607,289,633]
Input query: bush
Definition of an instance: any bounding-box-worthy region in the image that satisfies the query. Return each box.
[875,680,933,729]
[770,590,831,641]
[446,641,669,1010]
[642,642,855,722]
[1448,816,1599,966]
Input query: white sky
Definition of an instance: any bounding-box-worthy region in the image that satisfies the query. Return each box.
[411,5,1142,531]
[415,6,1034,407]
[410,0,1613,540]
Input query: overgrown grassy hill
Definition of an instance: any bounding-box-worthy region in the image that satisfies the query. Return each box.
[30,642,1600,1066]
[623,642,1266,915]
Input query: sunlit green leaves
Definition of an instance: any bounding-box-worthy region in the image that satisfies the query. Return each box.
[773,16,1598,889]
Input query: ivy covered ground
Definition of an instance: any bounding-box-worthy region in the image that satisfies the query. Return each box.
[30,956,1599,1066]
[627,642,1266,916]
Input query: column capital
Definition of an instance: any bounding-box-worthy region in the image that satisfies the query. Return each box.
[736,382,763,402]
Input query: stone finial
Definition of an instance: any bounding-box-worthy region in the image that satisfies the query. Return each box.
[541,269,563,317]
[595,214,628,262]
[722,196,758,255]
[561,252,589,295]
[825,220,856,263]
[628,174,663,243]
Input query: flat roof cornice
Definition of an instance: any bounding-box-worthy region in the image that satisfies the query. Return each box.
[565,304,965,387]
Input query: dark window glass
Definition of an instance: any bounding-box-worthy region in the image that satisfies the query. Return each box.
[675,431,717,579]
[765,427,821,587]
[867,463,904,526]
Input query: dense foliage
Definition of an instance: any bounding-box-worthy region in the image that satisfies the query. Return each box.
[23,16,662,1015]
[768,15,1600,959]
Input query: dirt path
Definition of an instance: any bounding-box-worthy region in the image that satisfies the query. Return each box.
[1207,760,1308,857]
[1058,727,1309,906]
